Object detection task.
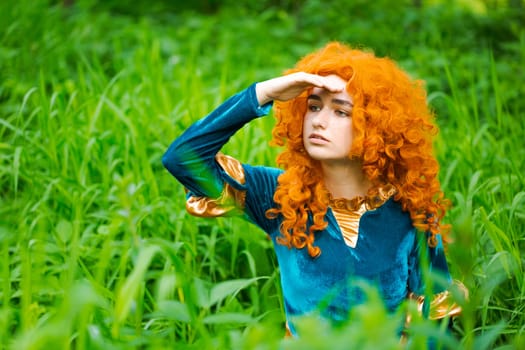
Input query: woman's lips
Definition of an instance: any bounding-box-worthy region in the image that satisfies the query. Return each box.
[309,133,329,144]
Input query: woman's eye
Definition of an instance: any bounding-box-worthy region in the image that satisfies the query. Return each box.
[308,105,321,112]
[336,110,350,117]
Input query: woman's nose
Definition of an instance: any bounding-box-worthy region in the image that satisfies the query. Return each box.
[312,110,329,128]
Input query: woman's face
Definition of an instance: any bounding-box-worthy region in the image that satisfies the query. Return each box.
[302,74,354,165]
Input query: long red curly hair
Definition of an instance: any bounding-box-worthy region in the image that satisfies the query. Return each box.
[266,42,450,258]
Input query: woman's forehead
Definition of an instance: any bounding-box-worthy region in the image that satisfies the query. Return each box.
[310,86,352,103]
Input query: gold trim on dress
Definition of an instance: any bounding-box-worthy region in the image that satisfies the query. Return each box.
[402,280,467,344]
[215,153,246,185]
[329,184,397,248]
[186,153,247,217]
[284,321,293,338]
[408,280,467,320]
[330,202,366,248]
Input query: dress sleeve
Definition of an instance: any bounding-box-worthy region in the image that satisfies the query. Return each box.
[162,83,272,198]
[162,83,281,231]
[407,233,466,320]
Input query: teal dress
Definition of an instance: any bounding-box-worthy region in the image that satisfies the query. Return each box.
[162,83,456,336]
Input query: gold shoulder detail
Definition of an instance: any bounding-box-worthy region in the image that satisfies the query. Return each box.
[186,153,246,217]
[216,152,245,184]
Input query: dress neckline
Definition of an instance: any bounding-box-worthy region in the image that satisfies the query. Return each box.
[327,184,398,248]
[328,183,397,211]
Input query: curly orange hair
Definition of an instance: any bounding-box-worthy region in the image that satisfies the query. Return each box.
[266,42,450,258]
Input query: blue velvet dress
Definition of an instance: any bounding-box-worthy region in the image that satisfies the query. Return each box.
[162,83,458,336]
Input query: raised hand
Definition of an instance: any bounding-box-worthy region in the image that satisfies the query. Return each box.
[255,72,345,106]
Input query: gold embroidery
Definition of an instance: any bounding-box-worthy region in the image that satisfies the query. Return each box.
[329,184,397,248]
[408,280,467,320]
[330,202,366,248]
[215,153,245,185]
[284,321,293,338]
[186,153,247,217]
[403,280,467,343]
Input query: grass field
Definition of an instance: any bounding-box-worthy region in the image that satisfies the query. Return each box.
[1,0,524,348]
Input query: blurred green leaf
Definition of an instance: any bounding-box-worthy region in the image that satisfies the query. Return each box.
[155,300,191,323]
[55,219,73,244]
[113,244,160,329]
[208,277,262,308]
[202,312,254,324]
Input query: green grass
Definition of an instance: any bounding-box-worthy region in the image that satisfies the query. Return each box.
[1,0,524,348]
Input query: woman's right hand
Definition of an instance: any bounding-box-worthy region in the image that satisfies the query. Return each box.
[255,72,345,106]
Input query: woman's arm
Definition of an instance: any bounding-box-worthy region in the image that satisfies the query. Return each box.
[162,73,344,199]
[162,83,269,198]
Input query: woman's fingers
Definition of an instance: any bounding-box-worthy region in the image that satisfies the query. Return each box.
[303,73,345,92]
[255,72,346,105]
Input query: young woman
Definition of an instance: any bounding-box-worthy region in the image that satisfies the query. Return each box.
[162,42,463,337]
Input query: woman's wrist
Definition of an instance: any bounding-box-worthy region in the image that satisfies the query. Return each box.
[255,81,272,106]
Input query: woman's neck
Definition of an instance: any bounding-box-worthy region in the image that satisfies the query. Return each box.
[321,159,371,199]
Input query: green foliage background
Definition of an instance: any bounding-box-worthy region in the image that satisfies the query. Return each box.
[1,0,524,348]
